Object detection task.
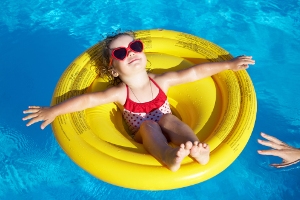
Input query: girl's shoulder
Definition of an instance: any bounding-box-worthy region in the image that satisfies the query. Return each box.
[99,83,127,105]
[148,73,169,93]
[114,83,127,105]
[112,82,127,94]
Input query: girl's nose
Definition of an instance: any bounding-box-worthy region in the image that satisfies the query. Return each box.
[127,50,135,57]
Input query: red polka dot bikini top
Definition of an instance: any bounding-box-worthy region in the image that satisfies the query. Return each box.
[123,77,172,133]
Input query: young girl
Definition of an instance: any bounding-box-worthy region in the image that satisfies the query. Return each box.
[23,32,255,172]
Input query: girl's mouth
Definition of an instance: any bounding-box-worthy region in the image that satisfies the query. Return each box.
[128,58,139,64]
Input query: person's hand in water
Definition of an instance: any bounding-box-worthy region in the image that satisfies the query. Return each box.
[257,132,300,168]
[23,106,56,129]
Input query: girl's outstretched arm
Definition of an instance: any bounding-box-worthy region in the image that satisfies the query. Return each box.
[156,55,255,89]
[23,85,123,129]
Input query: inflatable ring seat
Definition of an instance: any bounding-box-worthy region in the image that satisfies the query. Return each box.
[51,29,257,190]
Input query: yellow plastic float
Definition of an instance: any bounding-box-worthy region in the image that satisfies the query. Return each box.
[51,29,257,190]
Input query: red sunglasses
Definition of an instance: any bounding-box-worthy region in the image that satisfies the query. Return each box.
[109,40,144,65]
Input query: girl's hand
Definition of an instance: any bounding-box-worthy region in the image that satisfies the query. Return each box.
[23,106,56,129]
[257,132,300,168]
[228,55,255,71]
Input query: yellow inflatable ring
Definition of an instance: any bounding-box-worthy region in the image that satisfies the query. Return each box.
[51,29,257,190]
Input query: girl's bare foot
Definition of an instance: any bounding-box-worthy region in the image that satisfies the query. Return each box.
[190,141,210,165]
[164,141,192,172]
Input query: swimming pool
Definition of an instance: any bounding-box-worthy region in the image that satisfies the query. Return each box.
[1,0,300,199]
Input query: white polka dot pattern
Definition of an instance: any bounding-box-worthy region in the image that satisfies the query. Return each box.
[123,100,172,133]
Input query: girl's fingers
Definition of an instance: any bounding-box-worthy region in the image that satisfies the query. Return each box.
[241,60,255,65]
[238,55,251,58]
[237,55,253,60]
[26,116,45,126]
[22,113,39,121]
[237,56,255,64]
[238,64,249,69]
[28,106,41,109]
[23,107,41,114]
[41,120,51,130]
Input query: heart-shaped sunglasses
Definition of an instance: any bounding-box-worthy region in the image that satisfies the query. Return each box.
[109,40,144,66]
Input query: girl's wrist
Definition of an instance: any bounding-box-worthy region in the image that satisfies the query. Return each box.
[51,105,61,117]
[224,60,231,70]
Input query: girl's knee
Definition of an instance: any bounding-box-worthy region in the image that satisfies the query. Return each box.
[135,121,158,143]
[158,113,177,126]
[140,120,159,130]
[158,113,172,122]
[138,120,162,140]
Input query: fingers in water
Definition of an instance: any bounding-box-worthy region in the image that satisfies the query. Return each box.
[26,116,45,127]
[23,107,41,114]
[257,149,280,156]
[29,106,40,108]
[22,113,39,121]
[41,120,50,130]
[260,132,285,145]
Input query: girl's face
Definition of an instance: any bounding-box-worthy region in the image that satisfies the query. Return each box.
[109,35,147,77]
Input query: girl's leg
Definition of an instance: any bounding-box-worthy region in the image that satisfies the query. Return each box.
[158,114,210,165]
[158,114,198,145]
[134,120,191,172]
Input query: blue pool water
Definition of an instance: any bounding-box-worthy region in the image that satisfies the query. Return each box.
[1,0,300,199]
